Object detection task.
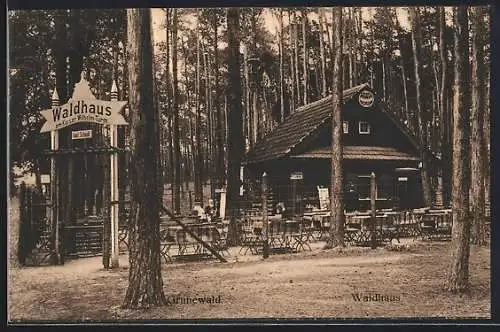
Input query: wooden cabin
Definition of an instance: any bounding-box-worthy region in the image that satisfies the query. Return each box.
[244,83,431,213]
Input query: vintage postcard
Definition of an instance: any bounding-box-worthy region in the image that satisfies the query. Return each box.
[7,5,491,323]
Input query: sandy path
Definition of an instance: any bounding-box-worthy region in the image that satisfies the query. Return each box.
[8,242,490,321]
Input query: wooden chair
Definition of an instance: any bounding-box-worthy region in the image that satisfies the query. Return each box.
[211,228,231,257]
[381,215,400,244]
[160,228,176,263]
[419,216,437,241]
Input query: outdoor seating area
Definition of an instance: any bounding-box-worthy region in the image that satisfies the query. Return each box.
[239,215,313,255]
[54,204,453,263]
[158,216,230,263]
[236,207,453,255]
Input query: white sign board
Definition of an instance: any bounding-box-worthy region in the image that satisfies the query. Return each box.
[219,190,226,219]
[41,174,50,184]
[39,78,128,133]
[398,177,408,182]
[40,99,128,132]
[72,129,93,140]
[290,172,303,180]
[317,186,330,210]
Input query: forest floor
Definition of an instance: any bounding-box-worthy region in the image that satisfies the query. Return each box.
[8,240,490,322]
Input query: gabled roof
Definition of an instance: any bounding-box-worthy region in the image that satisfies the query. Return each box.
[377,101,442,163]
[246,83,371,164]
[291,146,420,161]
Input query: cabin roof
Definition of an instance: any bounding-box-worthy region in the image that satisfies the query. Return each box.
[290,146,420,161]
[246,83,372,164]
[245,83,422,164]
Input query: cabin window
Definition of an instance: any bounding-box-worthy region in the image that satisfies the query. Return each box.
[359,121,371,134]
[343,121,349,134]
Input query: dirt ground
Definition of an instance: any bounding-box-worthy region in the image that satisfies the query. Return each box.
[8,240,490,322]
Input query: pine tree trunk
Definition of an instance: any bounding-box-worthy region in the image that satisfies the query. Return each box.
[484,57,490,218]
[189,117,196,199]
[252,90,259,144]
[226,8,244,245]
[68,9,86,98]
[250,9,259,144]
[401,60,410,126]
[302,10,308,105]
[122,8,166,308]
[327,7,344,249]
[369,25,375,89]
[204,48,214,195]
[381,54,386,102]
[194,14,203,204]
[213,14,225,190]
[165,8,172,187]
[314,64,320,100]
[279,9,285,121]
[351,8,358,86]
[288,10,296,113]
[52,11,69,265]
[347,8,354,88]
[325,13,335,94]
[428,24,441,156]
[446,6,471,293]
[181,38,191,197]
[470,6,487,246]
[438,7,451,206]
[55,10,68,104]
[171,9,181,214]
[293,11,300,107]
[325,10,333,77]
[319,9,327,97]
[409,7,432,207]
[356,8,363,77]
[243,45,251,149]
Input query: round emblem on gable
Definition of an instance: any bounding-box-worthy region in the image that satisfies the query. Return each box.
[359,90,374,108]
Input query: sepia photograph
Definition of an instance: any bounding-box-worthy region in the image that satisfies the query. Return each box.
[7,5,491,323]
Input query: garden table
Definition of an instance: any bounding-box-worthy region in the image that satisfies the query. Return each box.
[420,212,452,241]
[350,215,386,246]
[380,211,401,243]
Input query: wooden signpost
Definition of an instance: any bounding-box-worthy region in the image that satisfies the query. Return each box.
[39,73,128,267]
[50,89,60,264]
[290,172,303,216]
[110,81,120,268]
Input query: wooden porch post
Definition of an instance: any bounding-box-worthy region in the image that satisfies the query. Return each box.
[370,172,377,249]
[436,169,444,209]
[50,88,61,265]
[262,172,269,259]
[110,80,120,268]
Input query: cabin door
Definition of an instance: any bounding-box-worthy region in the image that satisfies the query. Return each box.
[397,177,410,210]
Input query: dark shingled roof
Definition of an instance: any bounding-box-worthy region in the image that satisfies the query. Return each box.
[291,146,420,161]
[246,83,371,164]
